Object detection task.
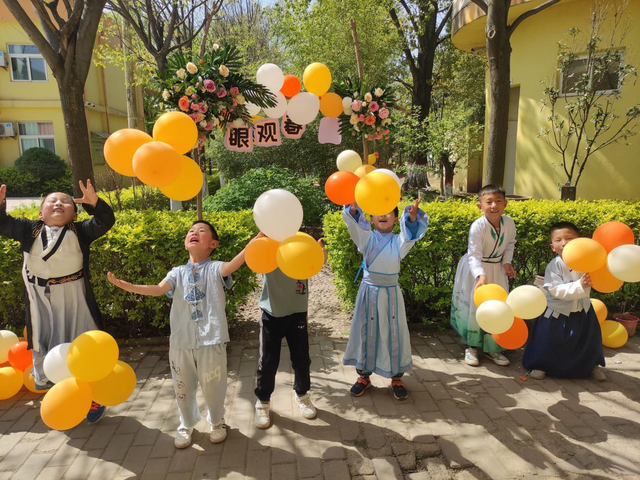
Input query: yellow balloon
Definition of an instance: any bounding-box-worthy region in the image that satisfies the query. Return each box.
[152,111,198,154]
[160,157,203,201]
[67,331,119,383]
[368,154,377,165]
[41,378,92,430]
[276,233,324,280]
[354,165,376,178]
[319,92,343,117]
[562,238,607,273]
[601,320,628,348]
[474,284,508,307]
[23,369,48,394]
[90,361,136,406]
[245,237,280,274]
[132,141,182,188]
[354,171,401,216]
[0,366,23,400]
[591,298,607,325]
[303,63,332,96]
[103,129,153,177]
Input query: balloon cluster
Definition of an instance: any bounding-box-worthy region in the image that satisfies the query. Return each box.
[245,190,324,280]
[248,62,342,125]
[325,150,402,216]
[474,284,548,349]
[590,298,629,349]
[0,329,43,400]
[103,112,203,201]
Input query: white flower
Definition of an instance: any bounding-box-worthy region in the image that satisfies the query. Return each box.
[199,120,208,128]
[342,96,352,108]
[232,118,244,127]
[176,68,186,79]
[219,65,229,77]
[349,113,359,125]
[186,62,198,74]
[213,43,220,51]
[374,88,384,97]
[362,102,367,107]
[364,92,372,102]
[162,89,171,101]
[343,106,353,115]
[354,124,360,132]
[236,94,246,105]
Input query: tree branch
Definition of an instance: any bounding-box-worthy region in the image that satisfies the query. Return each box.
[508,0,560,36]
[389,7,418,79]
[435,5,452,40]
[395,77,413,91]
[398,0,420,35]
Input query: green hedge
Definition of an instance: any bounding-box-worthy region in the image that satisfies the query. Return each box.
[323,199,640,324]
[0,207,258,336]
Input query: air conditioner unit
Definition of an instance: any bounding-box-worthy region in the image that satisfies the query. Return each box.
[0,123,15,137]
[0,52,5,68]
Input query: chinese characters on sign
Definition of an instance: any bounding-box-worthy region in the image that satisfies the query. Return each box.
[224,125,253,152]
[223,115,307,152]
[253,118,282,147]
[281,115,306,140]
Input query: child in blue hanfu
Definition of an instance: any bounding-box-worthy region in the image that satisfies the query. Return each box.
[342,197,428,400]
[523,222,606,380]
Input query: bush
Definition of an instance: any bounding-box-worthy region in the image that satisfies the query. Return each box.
[0,168,40,196]
[204,167,335,227]
[99,185,169,212]
[323,199,640,324]
[0,207,259,337]
[15,148,68,183]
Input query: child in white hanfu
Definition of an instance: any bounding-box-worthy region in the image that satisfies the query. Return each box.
[450,185,517,367]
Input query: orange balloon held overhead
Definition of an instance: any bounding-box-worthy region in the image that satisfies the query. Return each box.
[8,341,32,372]
[562,237,607,273]
[152,111,198,154]
[245,237,280,274]
[280,74,301,98]
[593,221,635,253]
[590,264,624,293]
[276,233,325,280]
[132,141,182,187]
[325,171,359,205]
[103,128,152,177]
[319,92,343,118]
[160,156,203,201]
[493,317,528,350]
[354,170,401,216]
[354,165,375,178]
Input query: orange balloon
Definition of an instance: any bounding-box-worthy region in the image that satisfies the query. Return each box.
[590,298,607,325]
[160,157,203,201]
[245,237,280,274]
[132,141,182,187]
[493,317,528,350]
[23,369,48,394]
[354,165,375,178]
[103,129,153,177]
[354,171,401,216]
[40,378,93,430]
[591,265,624,293]
[593,221,635,253]
[562,238,607,273]
[276,233,324,280]
[319,93,343,118]
[280,74,301,98]
[325,171,359,205]
[152,111,198,154]
[8,341,32,372]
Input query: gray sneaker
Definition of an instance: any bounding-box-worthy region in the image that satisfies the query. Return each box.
[485,352,510,366]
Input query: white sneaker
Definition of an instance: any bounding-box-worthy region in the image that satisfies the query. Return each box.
[591,366,607,381]
[465,347,479,366]
[485,352,510,366]
[174,427,192,449]
[209,421,227,444]
[529,369,546,380]
[254,400,271,429]
[294,393,317,419]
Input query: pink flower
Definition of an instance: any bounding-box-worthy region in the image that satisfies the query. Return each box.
[383,102,387,106]
[230,87,240,96]
[232,99,238,107]
[365,115,376,126]
[189,113,199,122]
[191,94,197,100]
[178,96,190,111]
[369,101,379,113]
[358,114,365,122]
[173,86,179,91]
[375,132,383,140]
[204,121,213,131]
[217,87,227,98]
[351,100,362,112]
[383,129,389,135]
[190,103,199,110]
[199,104,208,113]
[378,108,389,119]
[204,79,216,92]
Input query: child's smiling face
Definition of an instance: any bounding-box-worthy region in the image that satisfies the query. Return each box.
[39,192,77,226]
[371,211,398,233]
[184,222,218,256]
[477,192,507,223]
[550,228,580,257]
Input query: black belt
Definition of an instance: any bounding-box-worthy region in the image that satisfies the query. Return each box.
[482,257,503,264]
[27,269,83,287]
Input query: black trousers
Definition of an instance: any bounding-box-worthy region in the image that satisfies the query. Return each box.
[255,310,311,402]
[356,368,404,380]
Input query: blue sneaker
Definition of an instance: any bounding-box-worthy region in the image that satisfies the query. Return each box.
[350,376,371,397]
[391,379,408,401]
[86,402,107,423]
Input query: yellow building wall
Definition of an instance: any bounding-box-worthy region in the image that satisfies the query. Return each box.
[481,0,640,200]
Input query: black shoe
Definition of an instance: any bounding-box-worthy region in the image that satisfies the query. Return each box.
[86,402,107,423]
[391,379,408,400]
[34,380,54,391]
[350,376,371,397]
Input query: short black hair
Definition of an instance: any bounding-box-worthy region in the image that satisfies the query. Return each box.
[192,220,219,241]
[41,192,78,213]
[478,184,506,200]
[549,221,581,237]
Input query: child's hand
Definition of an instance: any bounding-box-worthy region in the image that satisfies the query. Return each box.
[107,271,132,292]
[580,273,592,288]
[503,263,516,279]
[408,196,422,222]
[74,180,99,208]
[0,184,6,205]
[349,202,357,214]
[319,238,328,264]
[250,232,265,242]
[474,275,488,291]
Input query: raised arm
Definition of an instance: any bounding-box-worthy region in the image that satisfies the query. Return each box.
[107,271,172,297]
[220,232,264,278]
[76,180,116,242]
[0,184,34,242]
[343,202,371,252]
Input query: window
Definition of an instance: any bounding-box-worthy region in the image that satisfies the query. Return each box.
[9,44,48,82]
[90,133,107,165]
[560,53,622,95]
[18,122,56,154]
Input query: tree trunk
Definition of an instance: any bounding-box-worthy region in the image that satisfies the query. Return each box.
[123,16,144,130]
[484,1,511,186]
[58,75,95,197]
[442,155,455,201]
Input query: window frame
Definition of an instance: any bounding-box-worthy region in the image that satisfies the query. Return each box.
[18,121,56,154]
[8,44,49,83]
[559,51,623,96]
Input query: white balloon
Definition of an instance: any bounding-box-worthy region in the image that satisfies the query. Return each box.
[256,63,284,92]
[0,330,19,363]
[608,244,640,282]
[476,300,515,335]
[264,91,288,119]
[506,285,547,319]
[253,189,303,242]
[43,343,72,384]
[376,168,402,188]
[245,102,261,116]
[287,93,320,126]
[336,150,362,173]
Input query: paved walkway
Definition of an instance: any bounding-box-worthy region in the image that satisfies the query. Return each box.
[1,332,640,480]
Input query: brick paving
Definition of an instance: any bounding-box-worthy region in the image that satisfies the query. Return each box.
[1,332,640,479]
